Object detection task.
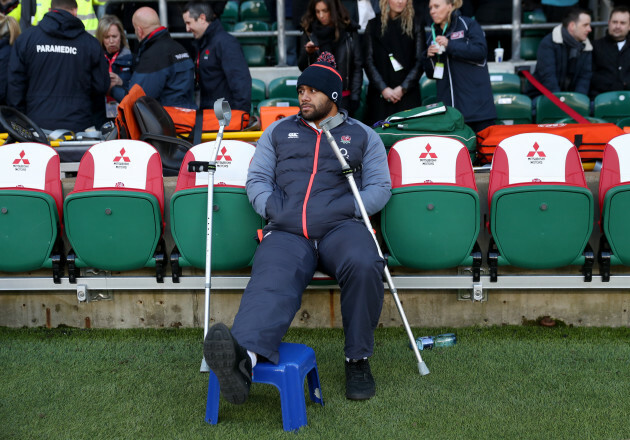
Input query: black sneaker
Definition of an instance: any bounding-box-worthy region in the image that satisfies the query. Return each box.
[204,323,252,405]
[345,358,376,400]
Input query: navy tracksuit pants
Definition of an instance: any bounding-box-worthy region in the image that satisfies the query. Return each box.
[231,220,385,364]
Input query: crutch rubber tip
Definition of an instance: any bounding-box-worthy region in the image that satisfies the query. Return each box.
[418,362,430,376]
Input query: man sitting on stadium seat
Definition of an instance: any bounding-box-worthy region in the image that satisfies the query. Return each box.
[526,7,592,98]
[591,6,630,98]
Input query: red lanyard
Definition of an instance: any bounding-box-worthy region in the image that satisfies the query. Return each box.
[106,51,119,73]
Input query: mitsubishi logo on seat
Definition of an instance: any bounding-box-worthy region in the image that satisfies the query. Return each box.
[216,146,232,168]
[419,144,437,158]
[527,142,546,164]
[113,147,131,169]
[419,144,437,165]
[12,150,30,171]
[114,148,131,162]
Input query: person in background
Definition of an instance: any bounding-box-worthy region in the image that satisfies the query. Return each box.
[299,0,363,116]
[0,13,20,105]
[95,14,133,118]
[591,6,630,98]
[7,0,109,131]
[110,7,195,109]
[31,0,104,35]
[423,0,496,133]
[182,1,251,113]
[526,7,592,98]
[362,0,425,126]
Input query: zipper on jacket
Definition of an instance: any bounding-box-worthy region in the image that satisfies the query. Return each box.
[301,120,322,239]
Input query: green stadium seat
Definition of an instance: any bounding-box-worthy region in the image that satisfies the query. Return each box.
[0,142,64,282]
[555,116,608,124]
[251,78,267,115]
[489,72,522,94]
[353,80,369,122]
[268,76,299,99]
[494,93,532,125]
[241,44,267,67]
[598,134,630,281]
[239,0,271,22]
[520,37,541,60]
[257,97,300,114]
[535,92,590,124]
[170,141,264,281]
[593,91,630,124]
[64,140,166,282]
[221,1,239,25]
[382,136,481,274]
[232,20,269,46]
[616,116,630,129]
[523,9,547,37]
[420,74,436,104]
[487,133,593,280]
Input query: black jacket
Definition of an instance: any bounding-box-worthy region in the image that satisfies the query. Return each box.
[0,37,10,105]
[422,10,496,124]
[7,9,109,131]
[112,27,195,108]
[526,24,592,97]
[298,21,363,104]
[591,33,630,97]
[363,14,425,124]
[192,19,251,112]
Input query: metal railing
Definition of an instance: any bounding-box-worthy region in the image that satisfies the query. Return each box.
[108,0,610,65]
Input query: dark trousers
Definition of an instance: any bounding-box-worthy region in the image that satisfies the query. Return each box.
[231,220,386,364]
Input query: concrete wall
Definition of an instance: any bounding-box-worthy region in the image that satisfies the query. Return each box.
[3,171,630,329]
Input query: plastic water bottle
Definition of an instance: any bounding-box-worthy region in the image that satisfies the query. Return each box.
[433,333,457,348]
[410,336,434,351]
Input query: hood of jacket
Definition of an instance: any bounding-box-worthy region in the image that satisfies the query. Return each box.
[551,24,592,51]
[39,9,85,39]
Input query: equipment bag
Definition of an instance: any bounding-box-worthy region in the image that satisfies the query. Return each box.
[373,103,477,160]
[476,123,624,164]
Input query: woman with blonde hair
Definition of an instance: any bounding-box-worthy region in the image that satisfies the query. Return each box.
[423,0,496,133]
[0,13,20,105]
[362,0,425,125]
[95,14,133,117]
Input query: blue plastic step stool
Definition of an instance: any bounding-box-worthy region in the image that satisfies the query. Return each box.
[205,342,324,431]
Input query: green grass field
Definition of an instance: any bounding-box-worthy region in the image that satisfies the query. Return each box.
[1,325,629,440]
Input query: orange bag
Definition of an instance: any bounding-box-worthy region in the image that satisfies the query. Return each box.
[115,84,146,139]
[476,123,624,164]
[259,106,300,130]
[164,107,249,134]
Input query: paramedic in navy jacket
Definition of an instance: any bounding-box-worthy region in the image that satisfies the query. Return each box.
[182,1,251,112]
[7,0,109,132]
[110,6,195,108]
[202,54,392,403]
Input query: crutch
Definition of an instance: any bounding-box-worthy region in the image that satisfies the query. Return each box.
[320,113,429,376]
[188,98,232,372]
